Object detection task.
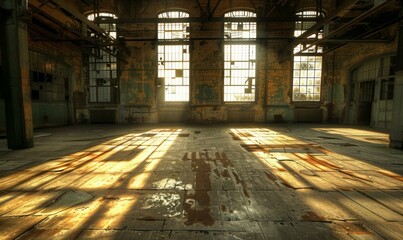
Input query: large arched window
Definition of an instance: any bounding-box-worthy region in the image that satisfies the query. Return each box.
[158,11,190,102]
[292,11,323,102]
[87,12,118,103]
[224,11,256,102]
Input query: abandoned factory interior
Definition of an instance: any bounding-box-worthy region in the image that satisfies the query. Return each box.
[0,0,402,239]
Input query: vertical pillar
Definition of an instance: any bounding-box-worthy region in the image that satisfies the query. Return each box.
[390,7,403,149]
[0,0,33,149]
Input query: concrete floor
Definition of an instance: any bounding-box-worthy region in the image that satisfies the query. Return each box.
[0,123,402,240]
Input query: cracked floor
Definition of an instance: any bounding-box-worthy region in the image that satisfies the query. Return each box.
[0,124,402,239]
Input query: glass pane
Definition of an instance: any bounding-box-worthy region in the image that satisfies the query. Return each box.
[158,42,189,102]
[224,44,256,102]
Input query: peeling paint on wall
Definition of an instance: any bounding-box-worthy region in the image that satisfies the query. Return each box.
[196,84,218,104]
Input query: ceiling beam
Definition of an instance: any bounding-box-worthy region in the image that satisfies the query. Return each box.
[266,0,289,17]
[290,0,361,47]
[194,0,206,19]
[28,37,388,43]
[47,0,107,36]
[294,0,396,55]
[96,16,302,24]
[29,3,127,62]
[323,15,399,54]
[210,0,222,19]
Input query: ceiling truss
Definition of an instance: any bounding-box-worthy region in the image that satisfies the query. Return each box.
[22,0,402,57]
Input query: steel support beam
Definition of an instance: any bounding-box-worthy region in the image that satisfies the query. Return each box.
[46,0,107,36]
[390,6,403,149]
[294,0,395,55]
[291,0,361,45]
[96,16,297,24]
[323,16,399,54]
[1,0,34,149]
[266,0,290,17]
[45,37,387,43]
[29,4,128,63]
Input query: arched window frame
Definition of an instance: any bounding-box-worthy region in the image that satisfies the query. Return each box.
[292,10,323,102]
[86,12,119,103]
[157,10,190,102]
[223,10,257,102]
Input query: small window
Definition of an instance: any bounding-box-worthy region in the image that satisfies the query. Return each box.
[293,56,322,101]
[158,11,190,40]
[29,51,69,102]
[359,81,375,102]
[31,90,39,100]
[350,83,356,102]
[224,11,256,40]
[389,56,396,76]
[380,78,394,100]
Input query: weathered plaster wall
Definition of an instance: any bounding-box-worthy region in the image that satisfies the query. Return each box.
[120,40,158,123]
[191,39,222,106]
[265,42,293,122]
[190,21,224,122]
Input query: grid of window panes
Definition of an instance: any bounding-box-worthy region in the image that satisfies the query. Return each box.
[87,13,118,103]
[158,45,190,101]
[87,12,117,39]
[224,45,256,101]
[293,11,323,101]
[224,11,256,40]
[88,48,117,102]
[350,56,396,101]
[158,11,190,102]
[29,51,69,102]
[294,11,321,38]
[293,56,322,101]
[224,11,256,102]
[3,59,69,103]
[158,11,189,40]
[380,56,395,100]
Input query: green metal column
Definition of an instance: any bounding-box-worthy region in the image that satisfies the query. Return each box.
[0,0,33,149]
[390,6,403,149]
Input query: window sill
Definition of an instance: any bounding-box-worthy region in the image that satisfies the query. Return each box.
[292,101,322,108]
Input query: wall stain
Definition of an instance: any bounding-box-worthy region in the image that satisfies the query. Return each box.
[196,84,218,104]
